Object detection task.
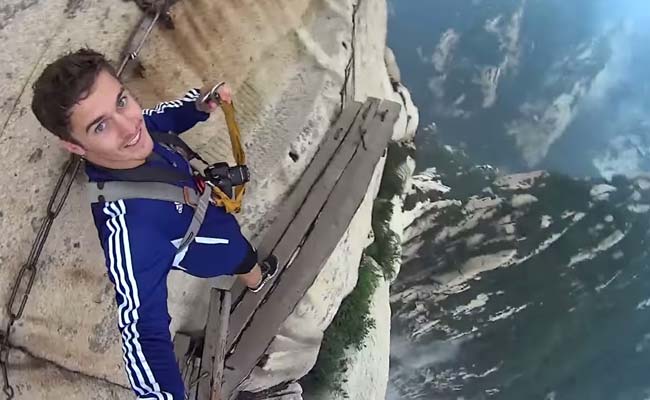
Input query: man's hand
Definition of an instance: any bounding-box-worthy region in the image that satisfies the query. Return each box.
[196,82,233,113]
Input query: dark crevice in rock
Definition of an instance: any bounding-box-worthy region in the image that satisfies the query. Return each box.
[8,345,130,391]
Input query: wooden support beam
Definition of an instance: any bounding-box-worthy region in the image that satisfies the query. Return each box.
[211,292,231,400]
[197,289,232,400]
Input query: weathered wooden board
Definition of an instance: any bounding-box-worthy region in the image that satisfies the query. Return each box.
[211,291,231,400]
[221,100,401,397]
[226,101,367,310]
[226,100,381,349]
[196,289,231,400]
[255,101,366,257]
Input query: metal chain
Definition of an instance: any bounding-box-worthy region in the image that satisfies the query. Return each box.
[0,5,164,397]
[0,155,80,399]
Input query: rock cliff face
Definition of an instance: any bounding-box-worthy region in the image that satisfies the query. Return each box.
[0,0,415,398]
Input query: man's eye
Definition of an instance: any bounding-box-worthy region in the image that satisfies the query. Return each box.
[118,95,128,108]
[95,121,107,133]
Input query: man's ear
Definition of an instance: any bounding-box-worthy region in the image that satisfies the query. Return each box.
[59,139,86,156]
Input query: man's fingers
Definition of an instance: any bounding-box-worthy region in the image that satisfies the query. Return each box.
[198,83,233,109]
[217,86,233,104]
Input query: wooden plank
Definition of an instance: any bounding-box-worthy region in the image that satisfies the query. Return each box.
[267,101,383,266]
[225,101,367,306]
[221,100,401,397]
[225,99,381,350]
[223,101,400,397]
[197,289,223,400]
[256,101,365,257]
[210,291,231,400]
[226,101,374,320]
[196,289,231,400]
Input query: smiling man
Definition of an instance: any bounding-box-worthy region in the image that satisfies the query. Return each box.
[31,48,277,399]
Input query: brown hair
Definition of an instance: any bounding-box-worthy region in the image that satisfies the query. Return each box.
[31,48,117,141]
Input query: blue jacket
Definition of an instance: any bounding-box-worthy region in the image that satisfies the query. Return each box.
[86,89,255,399]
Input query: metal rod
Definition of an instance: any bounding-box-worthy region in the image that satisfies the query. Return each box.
[117,10,161,77]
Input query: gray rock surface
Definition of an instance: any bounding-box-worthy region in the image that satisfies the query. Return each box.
[5,348,131,400]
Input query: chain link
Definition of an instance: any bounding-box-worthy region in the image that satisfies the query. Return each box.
[0,5,164,398]
[0,155,80,399]
[1,318,14,399]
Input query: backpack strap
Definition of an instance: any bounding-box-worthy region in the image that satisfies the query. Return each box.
[176,187,212,254]
[87,181,200,206]
[149,131,208,164]
[87,180,212,257]
[86,132,215,258]
[84,132,203,204]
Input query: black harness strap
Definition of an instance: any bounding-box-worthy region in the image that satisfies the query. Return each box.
[89,132,200,185]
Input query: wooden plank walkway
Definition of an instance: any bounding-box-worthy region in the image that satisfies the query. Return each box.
[226,100,376,348]
[223,100,367,312]
[223,98,400,397]
[176,98,400,400]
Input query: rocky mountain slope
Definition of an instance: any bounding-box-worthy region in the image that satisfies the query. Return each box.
[388,142,650,399]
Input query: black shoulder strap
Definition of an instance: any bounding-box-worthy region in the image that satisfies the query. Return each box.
[87,132,205,185]
[150,131,208,164]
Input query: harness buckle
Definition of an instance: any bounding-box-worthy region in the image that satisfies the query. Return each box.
[193,175,207,194]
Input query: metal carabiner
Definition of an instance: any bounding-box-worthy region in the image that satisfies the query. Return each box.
[200,82,226,106]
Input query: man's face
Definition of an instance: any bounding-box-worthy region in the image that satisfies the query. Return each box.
[66,70,153,169]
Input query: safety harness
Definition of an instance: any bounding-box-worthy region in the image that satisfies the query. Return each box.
[86,100,248,254]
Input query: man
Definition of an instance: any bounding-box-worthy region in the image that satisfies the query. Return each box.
[31,48,277,399]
